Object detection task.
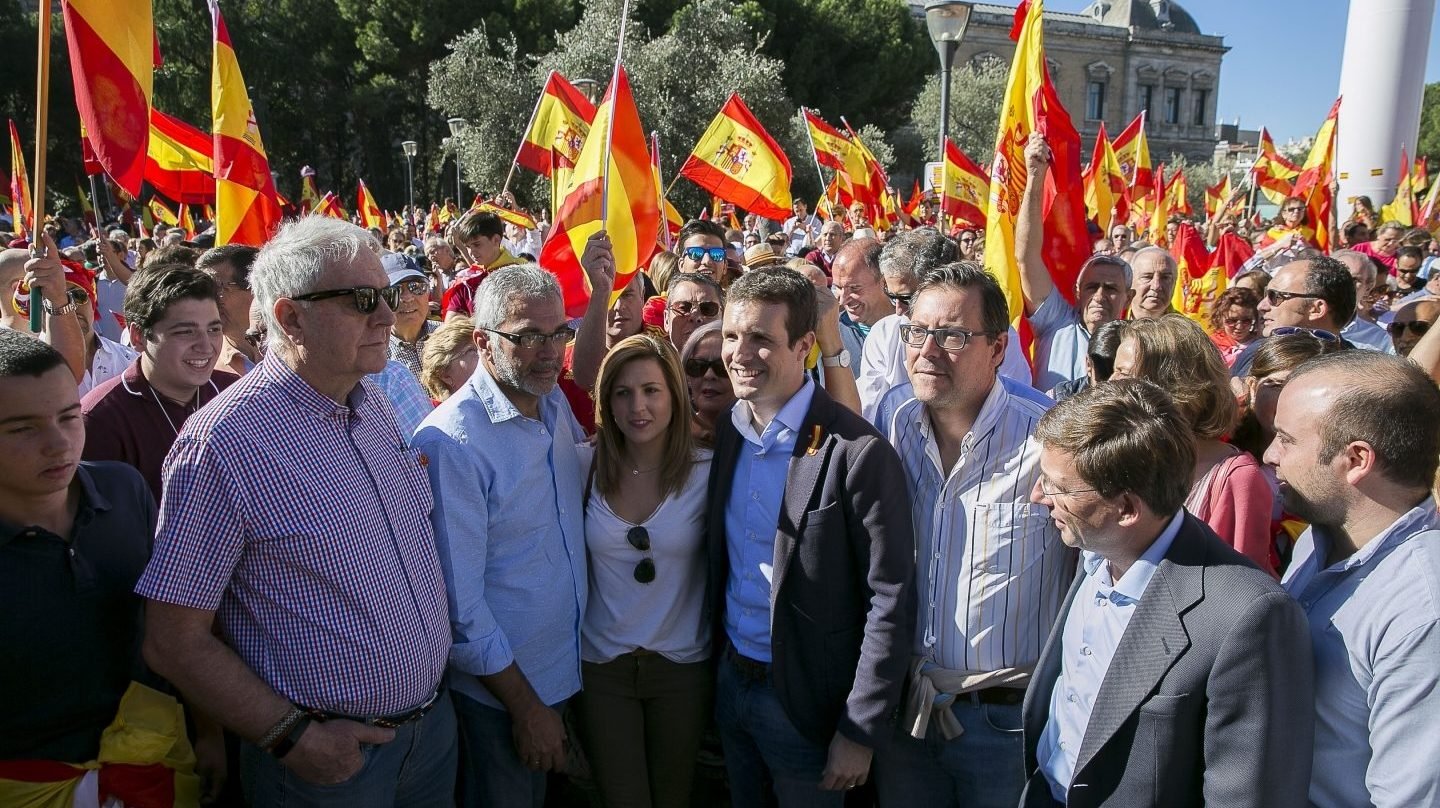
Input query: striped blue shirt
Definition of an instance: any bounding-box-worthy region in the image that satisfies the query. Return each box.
[887,376,1070,672]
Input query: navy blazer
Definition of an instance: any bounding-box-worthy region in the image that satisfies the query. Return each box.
[704,385,916,747]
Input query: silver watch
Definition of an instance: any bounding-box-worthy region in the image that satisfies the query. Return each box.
[42,296,79,316]
[821,349,851,368]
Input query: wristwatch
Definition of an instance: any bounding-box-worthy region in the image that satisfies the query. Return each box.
[42,296,79,316]
[820,349,851,368]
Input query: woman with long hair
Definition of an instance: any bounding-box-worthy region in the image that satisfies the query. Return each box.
[1111,314,1279,576]
[574,333,713,808]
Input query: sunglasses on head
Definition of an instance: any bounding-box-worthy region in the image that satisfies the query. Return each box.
[684,357,726,378]
[1388,320,1431,338]
[292,285,401,313]
[683,246,727,263]
[627,526,656,583]
[1270,325,1340,342]
[668,300,720,318]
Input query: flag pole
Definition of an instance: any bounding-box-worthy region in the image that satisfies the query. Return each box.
[600,0,632,228]
[28,0,52,332]
[87,174,102,228]
[503,72,553,197]
[651,131,672,251]
[939,136,950,235]
[798,108,831,227]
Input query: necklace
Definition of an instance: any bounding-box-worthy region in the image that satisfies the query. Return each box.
[631,465,660,476]
[149,384,202,438]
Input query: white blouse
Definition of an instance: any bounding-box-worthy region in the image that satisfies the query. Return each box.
[577,446,712,665]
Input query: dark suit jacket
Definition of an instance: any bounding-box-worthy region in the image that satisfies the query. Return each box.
[705,384,916,747]
[1019,514,1314,808]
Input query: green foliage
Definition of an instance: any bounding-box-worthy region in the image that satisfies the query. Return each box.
[1166,153,1221,220]
[907,58,1008,167]
[1419,82,1440,167]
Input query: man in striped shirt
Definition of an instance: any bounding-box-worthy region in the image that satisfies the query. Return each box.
[872,263,1072,808]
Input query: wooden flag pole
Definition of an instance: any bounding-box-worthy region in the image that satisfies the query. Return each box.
[28,0,53,332]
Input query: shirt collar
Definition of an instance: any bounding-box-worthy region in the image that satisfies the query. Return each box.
[262,353,367,419]
[465,360,535,425]
[119,357,148,397]
[731,377,815,448]
[1311,497,1440,572]
[1082,510,1185,605]
[0,464,109,545]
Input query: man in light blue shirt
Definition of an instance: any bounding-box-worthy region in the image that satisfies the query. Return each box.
[1021,379,1312,808]
[414,249,612,807]
[1268,351,1440,808]
[1333,250,1396,353]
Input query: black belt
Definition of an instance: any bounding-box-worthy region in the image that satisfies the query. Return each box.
[965,687,1024,706]
[725,641,770,682]
[303,687,444,729]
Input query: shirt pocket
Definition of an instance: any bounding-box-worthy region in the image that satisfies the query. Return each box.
[975,503,1052,576]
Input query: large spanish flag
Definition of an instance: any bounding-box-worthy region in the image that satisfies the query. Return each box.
[1293,98,1340,252]
[61,0,153,197]
[1110,112,1153,194]
[209,0,281,246]
[1082,122,1126,232]
[9,120,33,236]
[539,65,659,318]
[940,138,989,226]
[146,108,215,204]
[356,179,384,229]
[982,0,1089,319]
[1170,221,1222,327]
[516,71,597,177]
[803,109,874,208]
[679,94,793,221]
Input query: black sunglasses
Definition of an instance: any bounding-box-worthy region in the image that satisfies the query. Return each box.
[627,526,655,584]
[1389,320,1431,338]
[1264,289,1323,307]
[292,285,401,313]
[683,246,727,263]
[684,357,726,378]
[481,326,576,350]
[668,300,721,318]
[885,290,914,306]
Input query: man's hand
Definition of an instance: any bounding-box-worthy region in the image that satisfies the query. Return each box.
[580,230,616,294]
[282,719,395,786]
[1024,132,1051,179]
[25,232,68,307]
[193,719,228,804]
[819,732,872,791]
[511,702,568,773]
[814,285,844,355]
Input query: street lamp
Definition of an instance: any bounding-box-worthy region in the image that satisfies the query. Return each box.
[572,78,600,105]
[401,140,418,219]
[925,0,973,163]
[447,117,468,203]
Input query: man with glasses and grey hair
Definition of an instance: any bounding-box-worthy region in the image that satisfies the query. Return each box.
[1017,134,1137,392]
[136,216,457,804]
[413,233,614,806]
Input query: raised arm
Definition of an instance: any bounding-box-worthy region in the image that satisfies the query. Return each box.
[570,231,615,392]
[1016,132,1055,316]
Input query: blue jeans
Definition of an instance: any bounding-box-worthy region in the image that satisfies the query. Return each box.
[714,653,845,808]
[452,690,569,808]
[872,695,1026,808]
[239,690,458,807]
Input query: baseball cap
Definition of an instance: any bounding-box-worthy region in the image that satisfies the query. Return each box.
[381,252,427,286]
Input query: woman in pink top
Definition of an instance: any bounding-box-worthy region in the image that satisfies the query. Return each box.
[1112,314,1279,576]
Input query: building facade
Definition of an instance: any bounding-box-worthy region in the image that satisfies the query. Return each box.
[911,0,1228,164]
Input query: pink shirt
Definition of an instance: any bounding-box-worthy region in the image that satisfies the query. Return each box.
[1187,450,1278,577]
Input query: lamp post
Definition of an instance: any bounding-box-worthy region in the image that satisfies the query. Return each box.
[572,78,600,106]
[447,117,468,203]
[401,140,417,220]
[925,0,973,164]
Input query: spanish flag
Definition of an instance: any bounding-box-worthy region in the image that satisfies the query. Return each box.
[1413,156,1429,196]
[1420,166,1440,232]
[1379,148,1415,228]
[1171,221,1223,327]
[61,0,153,197]
[299,166,321,213]
[1251,127,1300,206]
[940,138,989,227]
[844,122,890,225]
[516,71,597,177]
[179,204,198,239]
[145,108,215,204]
[9,120,33,235]
[148,196,179,227]
[1110,112,1153,194]
[1165,170,1192,216]
[313,191,346,220]
[472,199,537,231]
[1147,164,1171,245]
[1082,122,1126,232]
[209,0,281,246]
[356,179,384,229]
[1293,98,1340,252]
[538,65,659,317]
[1204,175,1231,221]
[679,94,793,221]
[803,109,873,208]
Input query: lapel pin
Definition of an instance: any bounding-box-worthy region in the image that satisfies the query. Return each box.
[805,425,822,456]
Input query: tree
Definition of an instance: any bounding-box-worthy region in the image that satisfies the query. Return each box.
[1419,81,1440,167]
[906,58,1008,168]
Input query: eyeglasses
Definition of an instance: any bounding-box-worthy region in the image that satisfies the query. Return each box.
[898,323,993,352]
[481,326,575,349]
[885,290,914,306]
[244,328,267,349]
[684,357,726,378]
[393,279,429,297]
[292,285,401,313]
[1222,316,1256,327]
[1263,289,1323,307]
[1389,320,1431,338]
[668,300,720,318]
[627,526,656,584]
[1270,326,1340,342]
[1037,480,1097,498]
[958,237,976,244]
[683,246,727,264]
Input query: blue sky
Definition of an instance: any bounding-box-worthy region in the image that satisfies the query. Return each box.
[1046,0,1440,143]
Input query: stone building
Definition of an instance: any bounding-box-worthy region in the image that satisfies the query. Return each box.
[910,0,1228,163]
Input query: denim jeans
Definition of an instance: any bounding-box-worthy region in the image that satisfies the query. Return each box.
[239,689,458,807]
[714,654,846,808]
[872,695,1026,808]
[452,690,570,808]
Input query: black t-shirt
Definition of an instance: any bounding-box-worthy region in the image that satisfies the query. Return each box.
[0,462,155,762]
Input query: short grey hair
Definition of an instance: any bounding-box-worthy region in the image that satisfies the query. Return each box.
[1077,253,1133,291]
[471,263,562,331]
[251,215,378,352]
[1129,246,1177,279]
[880,227,956,284]
[1331,249,1376,285]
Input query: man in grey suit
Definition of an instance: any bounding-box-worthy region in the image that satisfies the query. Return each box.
[706,267,915,807]
[1020,379,1314,808]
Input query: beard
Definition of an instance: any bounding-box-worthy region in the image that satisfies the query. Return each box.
[1279,480,1343,529]
[491,346,559,398]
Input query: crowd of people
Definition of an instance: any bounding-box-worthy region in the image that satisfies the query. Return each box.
[3,127,1440,808]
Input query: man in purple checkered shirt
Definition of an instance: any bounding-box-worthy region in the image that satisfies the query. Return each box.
[136,217,457,807]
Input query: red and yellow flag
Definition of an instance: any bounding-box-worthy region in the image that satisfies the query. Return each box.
[76,181,96,226]
[9,120,33,235]
[356,180,384,229]
[1293,98,1340,252]
[1165,170,1192,216]
[1147,164,1171,245]
[148,196,178,227]
[210,0,281,246]
[1204,175,1231,221]
[803,109,874,209]
[1111,112,1153,195]
[1251,127,1300,206]
[472,199,537,231]
[679,94,793,221]
[1419,164,1440,232]
[940,138,989,227]
[61,0,153,197]
[145,108,215,204]
[313,191,346,220]
[1082,122,1126,232]
[539,65,659,317]
[516,71,597,177]
[844,121,891,227]
[179,204,198,239]
[1412,156,1429,196]
[1379,146,1416,228]
[299,166,321,213]
[1171,221,1223,326]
